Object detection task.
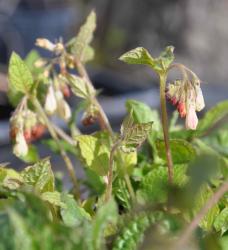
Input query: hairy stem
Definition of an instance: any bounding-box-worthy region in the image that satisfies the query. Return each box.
[33,98,80,200]
[159,73,173,183]
[176,180,228,248]
[51,123,76,145]
[105,140,121,202]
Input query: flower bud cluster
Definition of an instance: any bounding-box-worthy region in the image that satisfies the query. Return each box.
[81,104,99,126]
[10,110,46,157]
[166,79,205,130]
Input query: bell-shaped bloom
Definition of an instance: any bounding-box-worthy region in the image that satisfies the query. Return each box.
[58,99,72,122]
[195,85,205,111]
[166,79,204,130]
[45,85,57,115]
[36,38,56,51]
[13,130,28,157]
[185,104,198,130]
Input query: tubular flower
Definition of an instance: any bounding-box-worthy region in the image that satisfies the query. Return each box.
[166,79,205,130]
[45,85,57,115]
[35,38,56,51]
[13,129,28,157]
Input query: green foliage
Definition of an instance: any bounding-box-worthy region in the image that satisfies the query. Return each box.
[20,158,55,193]
[67,74,94,99]
[89,198,118,250]
[120,46,174,73]
[156,139,196,164]
[76,135,110,176]
[137,165,187,203]
[8,52,33,94]
[120,112,153,153]
[72,10,96,61]
[18,145,39,164]
[214,207,228,235]
[60,193,91,227]
[112,214,150,250]
[193,185,220,231]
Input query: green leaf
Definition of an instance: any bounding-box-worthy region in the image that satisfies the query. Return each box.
[90,198,117,250]
[81,45,95,63]
[194,185,220,231]
[126,99,161,131]
[20,158,55,193]
[73,10,96,60]
[119,47,154,66]
[112,214,150,250]
[154,46,175,72]
[214,207,228,235]
[0,167,22,190]
[120,112,153,152]
[42,139,77,155]
[8,209,33,250]
[195,101,228,137]
[41,191,66,208]
[8,52,33,94]
[60,193,91,227]
[120,46,174,73]
[84,168,105,195]
[76,135,109,176]
[67,74,93,99]
[113,178,131,210]
[156,139,196,164]
[18,145,39,164]
[138,165,187,203]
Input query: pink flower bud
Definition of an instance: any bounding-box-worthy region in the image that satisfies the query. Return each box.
[185,105,198,130]
[177,102,186,118]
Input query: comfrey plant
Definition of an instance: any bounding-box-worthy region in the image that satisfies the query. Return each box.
[0,11,227,250]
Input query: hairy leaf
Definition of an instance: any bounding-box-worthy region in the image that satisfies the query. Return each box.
[73,10,96,60]
[214,207,228,235]
[20,158,55,193]
[112,214,150,250]
[90,198,117,250]
[67,74,93,99]
[194,185,220,231]
[120,113,153,152]
[119,47,154,66]
[120,46,174,73]
[156,139,196,164]
[138,165,187,203]
[41,191,66,208]
[8,52,33,94]
[76,135,109,176]
[60,193,90,227]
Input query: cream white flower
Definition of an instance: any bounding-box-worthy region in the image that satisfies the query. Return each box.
[13,130,28,157]
[45,85,57,115]
[35,38,56,51]
[58,99,72,122]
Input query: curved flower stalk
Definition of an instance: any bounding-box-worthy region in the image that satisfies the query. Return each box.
[166,79,205,130]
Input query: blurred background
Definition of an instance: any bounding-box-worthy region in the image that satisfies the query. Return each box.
[0,0,227,171]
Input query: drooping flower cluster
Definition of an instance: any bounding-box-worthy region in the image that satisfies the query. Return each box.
[10,110,46,157]
[166,79,205,130]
